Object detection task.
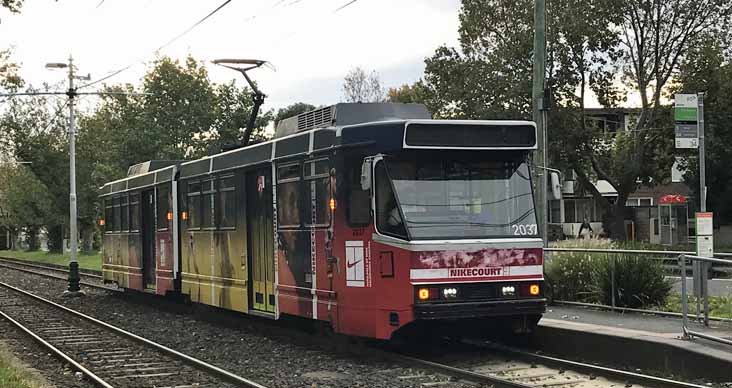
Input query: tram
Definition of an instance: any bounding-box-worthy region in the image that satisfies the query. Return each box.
[99,103,545,340]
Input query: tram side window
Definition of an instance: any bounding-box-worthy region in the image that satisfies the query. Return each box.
[218,176,236,229]
[277,163,301,228]
[157,184,170,231]
[112,197,122,232]
[201,180,216,229]
[129,193,140,232]
[120,195,129,232]
[347,162,370,226]
[375,162,407,239]
[104,200,113,233]
[187,181,202,229]
[304,159,330,227]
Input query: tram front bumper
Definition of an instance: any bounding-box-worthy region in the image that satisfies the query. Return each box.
[413,298,546,320]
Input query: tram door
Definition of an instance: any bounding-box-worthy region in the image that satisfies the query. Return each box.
[246,169,276,313]
[141,189,156,289]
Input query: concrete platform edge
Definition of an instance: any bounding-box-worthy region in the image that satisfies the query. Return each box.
[535,318,732,381]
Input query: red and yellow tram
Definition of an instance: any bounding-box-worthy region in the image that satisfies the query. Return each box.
[99,103,545,339]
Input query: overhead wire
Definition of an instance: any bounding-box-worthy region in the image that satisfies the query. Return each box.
[79,0,234,89]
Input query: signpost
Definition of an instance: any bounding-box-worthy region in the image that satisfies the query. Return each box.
[674,94,698,149]
[676,93,709,323]
[695,212,713,326]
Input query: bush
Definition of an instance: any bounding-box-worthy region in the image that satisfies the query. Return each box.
[546,239,673,309]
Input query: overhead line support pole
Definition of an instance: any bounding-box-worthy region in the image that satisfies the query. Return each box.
[532,0,548,244]
[64,55,82,296]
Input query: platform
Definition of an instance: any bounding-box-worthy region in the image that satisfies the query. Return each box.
[534,304,732,380]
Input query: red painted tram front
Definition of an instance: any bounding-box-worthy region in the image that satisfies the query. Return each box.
[325,117,545,340]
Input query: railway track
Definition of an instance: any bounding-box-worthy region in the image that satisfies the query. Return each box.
[0,281,268,388]
[0,257,113,291]
[0,259,717,387]
[388,339,711,388]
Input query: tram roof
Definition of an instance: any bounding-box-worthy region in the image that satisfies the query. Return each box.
[100,104,537,196]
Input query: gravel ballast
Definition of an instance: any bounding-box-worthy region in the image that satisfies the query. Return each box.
[0,268,483,388]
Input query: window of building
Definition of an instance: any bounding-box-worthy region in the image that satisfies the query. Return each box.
[201,179,215,229]
[218,176,236,229]
[277,163,302,228]
[304,159,330,227]
[129,193,140,232]
[157,184,171,231]
[187,181,202,229]
[626,197,653,207]
[549,199,561,223]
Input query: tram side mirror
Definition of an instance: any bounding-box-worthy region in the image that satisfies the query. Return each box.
[360,158,372,191]
[550,172,562,200]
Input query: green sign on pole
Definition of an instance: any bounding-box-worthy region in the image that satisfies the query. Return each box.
[675,107,698,121]
[674,94,698,122]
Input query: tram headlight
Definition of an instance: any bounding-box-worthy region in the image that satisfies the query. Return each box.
[501,285,516,296]
[442,287,458,299]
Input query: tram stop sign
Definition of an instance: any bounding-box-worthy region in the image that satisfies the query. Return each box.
[674,94,698,149]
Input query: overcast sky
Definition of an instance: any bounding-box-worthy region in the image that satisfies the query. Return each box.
[0,0,462,110]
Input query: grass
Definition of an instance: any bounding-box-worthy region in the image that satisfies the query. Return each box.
[0,344,45,388]
[0,250,101,271]
[664,294,732,319]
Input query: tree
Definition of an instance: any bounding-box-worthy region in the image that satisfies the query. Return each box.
[0,49,23,91]
[421,0,731,239]
[342,67,385,103]
[1,0,22,12]
[274,102,316,128]
[0,165,53,250]
[674,35,732,225]
[387,82,428,104]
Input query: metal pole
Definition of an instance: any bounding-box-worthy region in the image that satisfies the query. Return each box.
[610,254,616,310]
[64,55,81,296]
[698,92,706,213]
[697,92,706,323]
[532,0,547,244]
[679,255,689,338]
[703,261,709,326]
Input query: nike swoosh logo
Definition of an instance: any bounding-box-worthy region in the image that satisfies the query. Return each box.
[347,260,362,268]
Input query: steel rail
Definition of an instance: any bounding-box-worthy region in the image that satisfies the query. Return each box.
[392,353,534,388]
[0,309,114,388]
[0,256,102,278]
[468,340,710,388]
[0,281,269,388]
[0,262,117,292]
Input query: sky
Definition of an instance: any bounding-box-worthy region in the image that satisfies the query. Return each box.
[0,0,462,110]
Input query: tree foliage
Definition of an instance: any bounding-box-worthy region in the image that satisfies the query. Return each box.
[674,35,732,224]
[387,82,428,104]
[420,0,731,239]
[342,67,385,103]
[274,102,316,128]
